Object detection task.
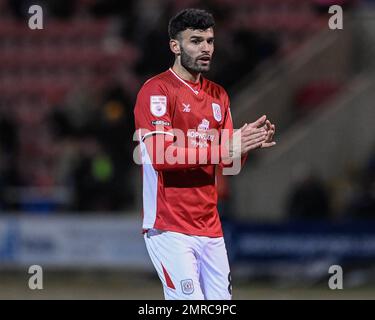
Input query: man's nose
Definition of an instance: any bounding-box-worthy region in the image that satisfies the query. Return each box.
[201,41,211,53]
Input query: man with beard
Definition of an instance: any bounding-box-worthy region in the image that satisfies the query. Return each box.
[134,8,276,300]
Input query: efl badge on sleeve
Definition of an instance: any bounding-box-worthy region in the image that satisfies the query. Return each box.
[150,95,167,117]
[212,103,222,122]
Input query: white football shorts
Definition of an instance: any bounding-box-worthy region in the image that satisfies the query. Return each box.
[144,228,232,300]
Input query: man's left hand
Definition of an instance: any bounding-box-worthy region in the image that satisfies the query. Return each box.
[261,120,276,148]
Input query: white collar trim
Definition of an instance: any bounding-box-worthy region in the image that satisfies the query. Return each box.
[169,68,200,95]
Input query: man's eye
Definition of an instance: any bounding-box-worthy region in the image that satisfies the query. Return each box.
[191,39,200,44]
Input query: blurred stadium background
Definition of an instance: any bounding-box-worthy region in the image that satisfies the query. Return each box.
[1,0,375,299]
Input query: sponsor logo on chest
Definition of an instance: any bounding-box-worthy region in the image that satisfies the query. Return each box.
[197,118,210,131]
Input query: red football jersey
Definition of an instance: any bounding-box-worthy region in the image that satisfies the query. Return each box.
[134,68,240,237]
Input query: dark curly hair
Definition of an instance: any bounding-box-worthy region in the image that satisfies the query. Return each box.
[168,8,215,40]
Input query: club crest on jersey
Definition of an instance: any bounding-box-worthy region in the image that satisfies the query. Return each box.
[198,119,210,131]
[181,279,194,295]
[212,103,222,122]
[150,95,167,117]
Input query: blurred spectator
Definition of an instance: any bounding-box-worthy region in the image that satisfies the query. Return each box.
[49,86,98,140]
[48,82,136,212]
[135,21,173,78]
[92,82,136,209]
[214,29,279,90]
[287,166,331,219]
[0,155,4,209]
[0,110,20,210]
[343,150,375,219]
[134,1,174,78]
[0,112,18,156]
[72,138,123,211]
[94,82,134,152]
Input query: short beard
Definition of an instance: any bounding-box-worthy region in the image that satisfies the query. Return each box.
[180,47,210,74]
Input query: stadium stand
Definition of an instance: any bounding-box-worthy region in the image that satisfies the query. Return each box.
[0,0,332,212]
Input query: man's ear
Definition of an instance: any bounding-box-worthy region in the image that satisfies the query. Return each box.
[169,39,181,55]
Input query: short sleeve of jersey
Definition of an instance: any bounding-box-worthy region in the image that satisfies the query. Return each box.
[221,89,233,135]
[134,79,174,142]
